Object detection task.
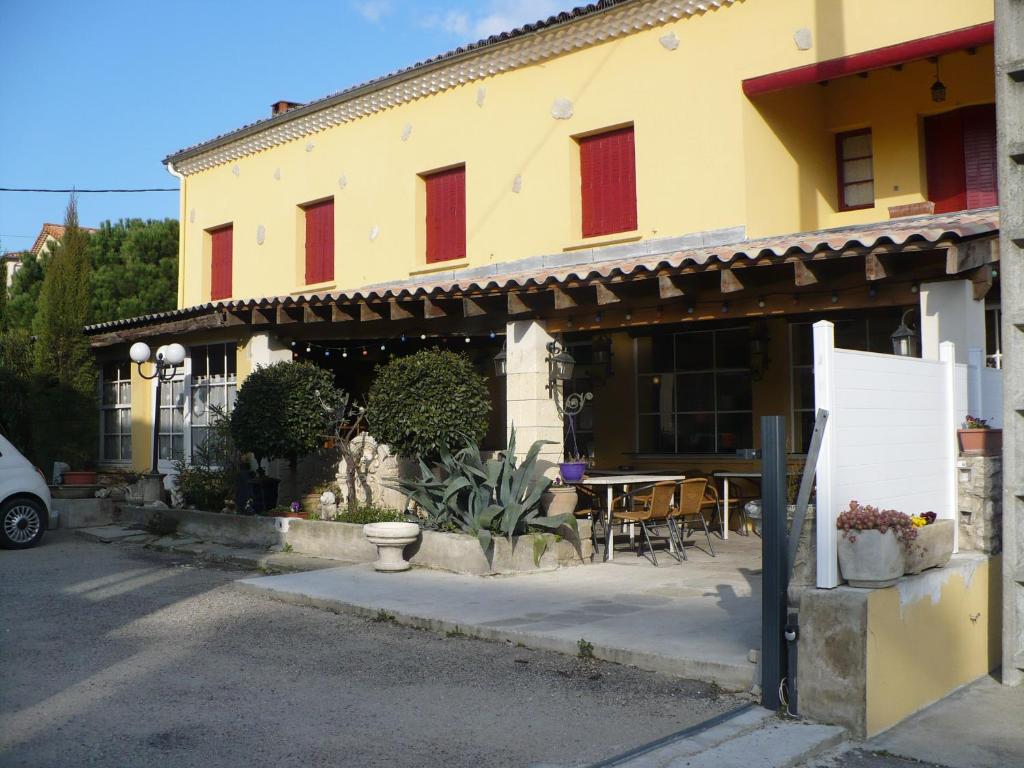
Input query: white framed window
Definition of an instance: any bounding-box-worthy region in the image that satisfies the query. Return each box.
[985,304,1002,369]
[189,343,238,460]
[152,342,238,472]
[100,361,132,462]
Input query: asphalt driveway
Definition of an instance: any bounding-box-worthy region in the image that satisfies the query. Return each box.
[0,532,748,768]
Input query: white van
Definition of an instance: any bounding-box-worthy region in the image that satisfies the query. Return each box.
[0,433,52,549]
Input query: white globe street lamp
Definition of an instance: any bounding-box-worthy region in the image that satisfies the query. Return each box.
[130,340,187,477]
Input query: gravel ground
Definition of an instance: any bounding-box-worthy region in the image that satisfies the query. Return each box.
[0,532,748,768]
[804,749,951,768]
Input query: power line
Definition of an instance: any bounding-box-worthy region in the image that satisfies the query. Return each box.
[0,187,178,193]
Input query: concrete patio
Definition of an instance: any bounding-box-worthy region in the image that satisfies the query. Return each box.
[237,534,762,690]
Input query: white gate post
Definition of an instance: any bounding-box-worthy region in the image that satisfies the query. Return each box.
[939,341,959,553]
[813,321,838,588]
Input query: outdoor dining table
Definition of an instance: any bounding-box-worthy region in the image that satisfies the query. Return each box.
[712,471,761,540]
[579,474,687,561]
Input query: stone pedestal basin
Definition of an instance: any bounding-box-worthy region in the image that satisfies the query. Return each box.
[363,522,420,572]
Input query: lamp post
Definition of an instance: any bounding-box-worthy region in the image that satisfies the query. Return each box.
[130,341,186,499]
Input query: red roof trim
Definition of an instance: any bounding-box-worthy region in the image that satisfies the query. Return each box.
[742,22,994,97]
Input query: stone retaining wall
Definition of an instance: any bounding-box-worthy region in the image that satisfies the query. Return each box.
[115,505,591,575]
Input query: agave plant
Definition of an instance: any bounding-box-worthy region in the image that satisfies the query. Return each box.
[386,428,578,559]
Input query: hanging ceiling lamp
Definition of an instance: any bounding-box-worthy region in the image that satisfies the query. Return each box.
[930,58,946,103]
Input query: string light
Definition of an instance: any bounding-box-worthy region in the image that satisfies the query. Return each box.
[720,301,729,313]
[464,336,471,343]
[831,290,839,304]
[400,334,406,342]
[420,333,427,340]
[489,330,497,340]
[757,296,766,308]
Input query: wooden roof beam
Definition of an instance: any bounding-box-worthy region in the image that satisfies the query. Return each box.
[720,267,745,294]
[793,259,820,287]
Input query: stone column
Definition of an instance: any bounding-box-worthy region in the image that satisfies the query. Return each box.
[919,279,985,364]
[244,331,292,370]
[505,320,564,478]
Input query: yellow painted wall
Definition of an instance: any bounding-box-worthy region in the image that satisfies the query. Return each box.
[865,556,1002,736]
[175,0,994,307]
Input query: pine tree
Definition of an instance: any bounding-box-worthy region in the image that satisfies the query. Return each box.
[34,196,95,391]
[32,196,97,467]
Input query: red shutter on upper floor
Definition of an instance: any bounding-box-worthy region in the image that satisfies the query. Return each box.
[962,104,997,209]
[425,166,466,264]
[580,126,637,238]
[925,104,997,214]
[304,198,335,284]
[210,226,232,301]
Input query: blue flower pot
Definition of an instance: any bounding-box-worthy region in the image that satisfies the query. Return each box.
[559,462,587,483]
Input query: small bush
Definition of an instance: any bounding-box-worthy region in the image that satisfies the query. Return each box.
[332,505,406,525]
[366,348,490,459]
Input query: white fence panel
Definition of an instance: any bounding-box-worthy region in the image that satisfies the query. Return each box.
[813,321,962,588]
[966,347,1004,428]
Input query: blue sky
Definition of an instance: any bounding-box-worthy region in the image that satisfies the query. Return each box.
[0,0,561,253]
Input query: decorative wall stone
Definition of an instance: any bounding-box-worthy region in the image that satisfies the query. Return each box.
[958,455,1002,554]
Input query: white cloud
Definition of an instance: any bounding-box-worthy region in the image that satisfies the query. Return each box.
[352,0,392,23]
[421,1,563,41]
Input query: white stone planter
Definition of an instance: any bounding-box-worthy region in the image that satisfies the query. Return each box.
[363,522,421,572]
[837,529,907,588]
[905,519,955,575]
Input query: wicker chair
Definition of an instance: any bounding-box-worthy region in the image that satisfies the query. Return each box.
[612,481,679,566]
[674,477,716,556]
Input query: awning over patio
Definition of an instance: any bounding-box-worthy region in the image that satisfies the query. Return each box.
[84,208,999,347]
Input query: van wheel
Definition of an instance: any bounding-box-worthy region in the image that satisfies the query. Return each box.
[1,497,46,549]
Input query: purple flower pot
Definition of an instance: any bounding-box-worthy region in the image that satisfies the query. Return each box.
[559,462,587,483]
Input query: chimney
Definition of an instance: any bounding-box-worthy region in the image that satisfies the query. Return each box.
[271,100,303,117]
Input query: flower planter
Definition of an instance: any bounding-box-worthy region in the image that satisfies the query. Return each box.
[63,471,97,486]
[957,428,1002,456]
[905,519,955,575]
[300,493,322,516]
[363,521,421,572]
[541,486,579,517]
[558,462,587,483]
[838,529,907,589]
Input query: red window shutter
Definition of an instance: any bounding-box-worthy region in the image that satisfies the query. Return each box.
[925,110,967,214]
[580,126,637,238]
[210,226,232,300]
[304,199,335,284]
[425,166,466,263]
[962,104,997,209]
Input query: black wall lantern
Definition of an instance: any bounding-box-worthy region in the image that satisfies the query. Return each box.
[493,341,507,377]
[891,308,920,357]
[546,340,592,418]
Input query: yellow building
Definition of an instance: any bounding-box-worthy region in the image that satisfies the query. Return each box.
[80,0,1010,735]
[87,0,999,482]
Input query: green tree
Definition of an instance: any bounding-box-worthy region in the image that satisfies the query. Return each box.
[366,348,491,459]
[89,218,178,323]
[6,250,46,333]
[31,196,97,467]
[230,360,345,470]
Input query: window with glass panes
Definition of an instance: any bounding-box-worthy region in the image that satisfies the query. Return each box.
[789,309,907,452]
[100,361,132,462]
[635,327,753,454]
[189,343,238,460]
[158,376,186,462]
[836,129,874,211]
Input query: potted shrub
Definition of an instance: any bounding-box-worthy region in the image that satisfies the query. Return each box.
[905,511,955,575]
[957,415,1002,456]
[230,361,347,513]
[363,520,421,572]
[62,469,98,486]
[366,348,491,462]
[836,501,917,588]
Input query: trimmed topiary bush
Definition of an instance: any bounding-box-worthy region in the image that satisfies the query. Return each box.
[230,360,345,469]
[366,348,490,459]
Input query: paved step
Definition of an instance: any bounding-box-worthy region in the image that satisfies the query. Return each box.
[75,527,353,574]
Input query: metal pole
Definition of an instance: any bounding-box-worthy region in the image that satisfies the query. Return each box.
[151,371,162,475]
[760,415,787,710]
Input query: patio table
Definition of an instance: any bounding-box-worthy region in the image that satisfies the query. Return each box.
[579,474,686,561]
[712,471,761,540]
